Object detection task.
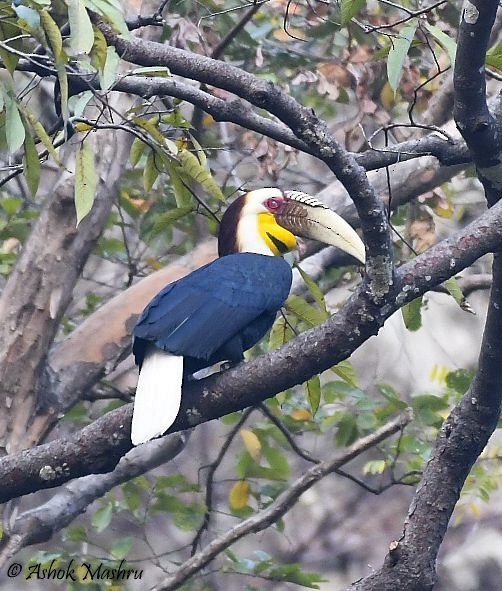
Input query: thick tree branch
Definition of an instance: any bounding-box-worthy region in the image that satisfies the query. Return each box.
[42,153,463,440]
[454,0,502,206]
[155,410,413,591]
[0,131,132,454]
[0,200,501,503]
[96,20,394,299]
[115,76,471,171]
[0,433,188,563]
[346,255,502,591]
[343,6,502,587]
[9,60,471,175]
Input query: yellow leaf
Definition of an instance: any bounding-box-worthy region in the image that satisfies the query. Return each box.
[145,257,163,271]
[175,138,188,151]
[202,113,215,126]
[380,81,395,110]
[290,409,312,421]
[73,121,95,132]
[240,429,261,463]
[229,480,250,510]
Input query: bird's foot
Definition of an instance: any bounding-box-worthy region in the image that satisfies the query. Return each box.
[220,359,242,372]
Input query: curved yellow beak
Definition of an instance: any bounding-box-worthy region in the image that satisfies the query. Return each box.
[276,191,366,264]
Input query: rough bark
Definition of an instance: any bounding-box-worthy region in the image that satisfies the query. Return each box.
[0,199,500,504]
[0,131,132,454]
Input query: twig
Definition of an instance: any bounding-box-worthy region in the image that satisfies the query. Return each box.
[191,407,255,554]
[0,434,189,565]
[1,198,502,501]
[153,410,413,591]
[258,402,319,464]
[212,1,263,59]
[364,1,447,33]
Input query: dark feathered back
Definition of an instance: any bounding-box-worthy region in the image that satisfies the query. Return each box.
[133,253,292,374]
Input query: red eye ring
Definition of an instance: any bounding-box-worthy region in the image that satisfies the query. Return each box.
[265,197,281,211]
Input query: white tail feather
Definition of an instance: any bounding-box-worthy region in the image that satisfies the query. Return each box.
[131,349,184,445]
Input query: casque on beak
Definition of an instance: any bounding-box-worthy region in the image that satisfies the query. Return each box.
[274,191,366,264]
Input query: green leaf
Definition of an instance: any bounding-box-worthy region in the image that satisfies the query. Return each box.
[333,359,358,387]
[0,19,20,75]
[152,206,194,234]
[91,503,113,532]
[40,9,63,58]
[340,0,366,25]
[130,66,171,76]
[262,445,291,480]
[444,277,470,311]
[411,393,448,427]
[424,22,456,68]
[401,295,423,331]
[111,537,133,560]
[487,41,502,70]
[295,264,328,314]
[56,59,69,126]
[306,375,321,416]
[190,134,207,167]
[12,5,41,31]
[268,315,294,350]
[335,414,358,447]
[166,162,192,207]
[90,25,108,72]
[74,141,98,226]
[17,104,59,162]
[446,369,474,395]
[41,6,71,126]
[143,149,161,191]
[129,137,147,167]
[68,0,95,54]
[0,197,22,216]
[134,116,178,155]
[4,95,25,153]
[86,0,130,37]
[70,91,93,118]
[23,126,40,196]
[286,294,328,326]
[155,473,199,492]
[63,525,88,543]
[268,563,325,589]
[237,451,289,481]
[387,20,417,92]
[101,46,120,90]
[178,149,225,201]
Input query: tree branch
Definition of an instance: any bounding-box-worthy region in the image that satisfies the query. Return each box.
[114,76,471,171]
[0,130,132,454]
[96,19,394,299]
[0,433,188,563]
[0,199,501,503]
[154,410,413,591]
[346,255,502,591]
[454,0,501,206]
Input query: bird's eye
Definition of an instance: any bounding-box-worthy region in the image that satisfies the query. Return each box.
[265,198,281,211]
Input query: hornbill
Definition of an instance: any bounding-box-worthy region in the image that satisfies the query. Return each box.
[131,188,365,445]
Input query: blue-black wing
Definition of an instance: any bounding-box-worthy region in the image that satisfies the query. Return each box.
[133,253,292,367]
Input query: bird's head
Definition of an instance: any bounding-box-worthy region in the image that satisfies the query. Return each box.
[218,188,366,264]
